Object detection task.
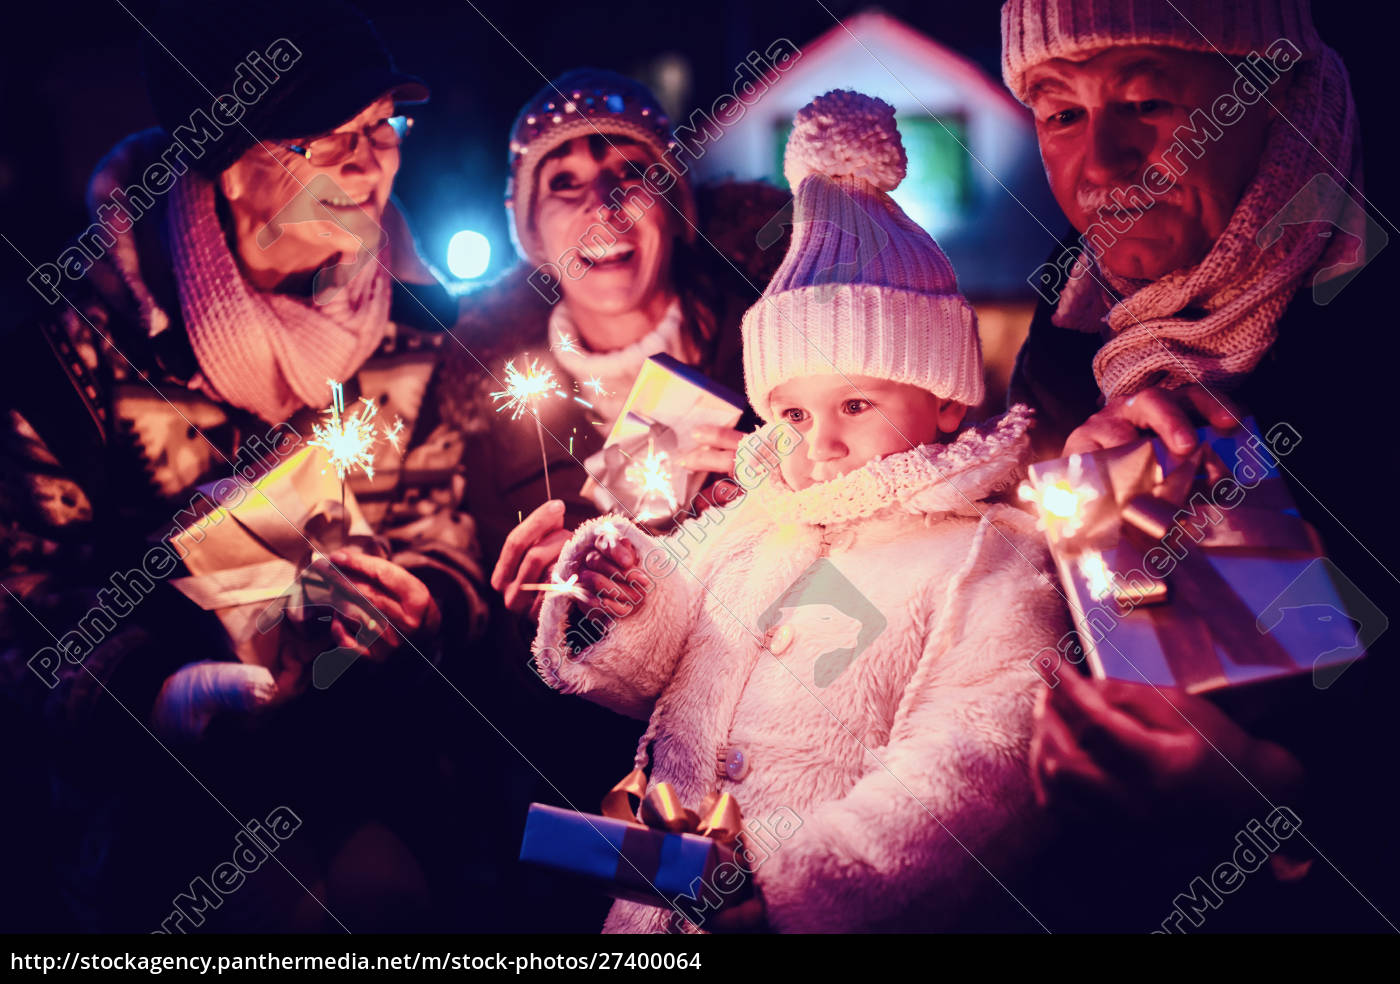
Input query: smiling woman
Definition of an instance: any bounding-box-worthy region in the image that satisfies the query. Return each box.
[434,72,791,921]
[442,68,790,598]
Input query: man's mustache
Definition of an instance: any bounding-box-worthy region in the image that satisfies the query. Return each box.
[1076,183,1189,216]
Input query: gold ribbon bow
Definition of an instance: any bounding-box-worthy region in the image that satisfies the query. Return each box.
[601,768,744,845]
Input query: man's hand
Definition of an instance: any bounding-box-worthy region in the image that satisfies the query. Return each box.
[304,548,440,661]
[1063,384,1243,457]
[152,661,277,741]
[1030,668,1305,822]
[571,537,650,620]
[491,500,572,614]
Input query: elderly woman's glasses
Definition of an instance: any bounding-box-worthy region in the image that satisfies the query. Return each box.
[285,116,413,167]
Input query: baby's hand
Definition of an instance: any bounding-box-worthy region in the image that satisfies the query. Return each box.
[572,535,651,620]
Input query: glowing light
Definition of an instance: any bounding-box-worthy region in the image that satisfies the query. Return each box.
[491,357,566,501]
[594,516,623,550]
[310,380,382,481]
[585,375,607,396]
[446,230,491,279]
[521,572,589,602]
[491,359,564,420]
[1020,475,1099,538]
[381,415,406,454]
[1077,550,1116,601]
[625,440,678,516]
[555,333,578,355]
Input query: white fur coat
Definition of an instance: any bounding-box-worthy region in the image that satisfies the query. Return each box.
[533,406,1067,933]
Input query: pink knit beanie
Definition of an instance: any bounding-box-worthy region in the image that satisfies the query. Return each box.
[741,91,984,420]
[1001,0,1323,103]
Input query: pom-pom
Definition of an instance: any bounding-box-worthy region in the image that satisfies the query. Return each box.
[782,90,907,192]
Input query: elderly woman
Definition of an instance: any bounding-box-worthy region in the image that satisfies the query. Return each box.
[1000,0,1396,931]
[1,0,486,931]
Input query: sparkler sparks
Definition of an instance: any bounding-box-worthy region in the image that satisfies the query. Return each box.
[521,572,589,602]
[593,516,623,551]
[491,357,566,500]
[310,381,383,481]
[555,333,578,355]
[381,415,406,455]
[1019,473,1099,538]
[625,440,679,516]
[491,359,565,420]
[1077,549,1116,601]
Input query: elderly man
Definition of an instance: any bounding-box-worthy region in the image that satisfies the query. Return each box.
[1001,0,1396,931]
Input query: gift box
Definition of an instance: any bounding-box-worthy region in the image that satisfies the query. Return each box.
[164,443,375,691]
[1022,421,1366,693]
[519,772,746,912]
[581,353,746,524]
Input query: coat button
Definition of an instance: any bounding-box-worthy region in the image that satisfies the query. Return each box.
[722,747,749,782]
[768,624,794,655]
[829,529,857,552]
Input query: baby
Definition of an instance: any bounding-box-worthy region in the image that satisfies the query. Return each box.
[533,91,1067,933]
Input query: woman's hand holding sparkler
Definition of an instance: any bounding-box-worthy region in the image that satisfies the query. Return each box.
[492,500,573,615]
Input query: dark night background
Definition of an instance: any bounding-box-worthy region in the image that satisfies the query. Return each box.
[2,0,1394,304]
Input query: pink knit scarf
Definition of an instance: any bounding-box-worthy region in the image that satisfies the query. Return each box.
[168,172,393,423]
[1051,47,1364,399]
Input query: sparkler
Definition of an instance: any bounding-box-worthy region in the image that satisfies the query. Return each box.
[520,571,589,602]
[625,439,679,522]
[381,415,406,455]
[491,358,566,501]
[309,380,405,535]
[311,381,378,481]
[1018,469,1099,539]
[593,515,623,551]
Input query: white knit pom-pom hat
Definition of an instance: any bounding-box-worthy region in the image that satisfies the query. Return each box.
[741,90,984,420]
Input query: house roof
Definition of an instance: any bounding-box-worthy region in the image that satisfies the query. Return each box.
[790,9,1027,120]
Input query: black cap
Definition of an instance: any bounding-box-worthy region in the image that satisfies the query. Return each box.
[141,0,427,176]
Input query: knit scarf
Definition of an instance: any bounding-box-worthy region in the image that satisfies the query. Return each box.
[547,297,686,429]
[1051,46,1364,399]
[168,172,393,423]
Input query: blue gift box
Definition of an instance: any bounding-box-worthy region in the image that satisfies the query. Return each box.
[1024,420,1373,692]
[519,803,733,910]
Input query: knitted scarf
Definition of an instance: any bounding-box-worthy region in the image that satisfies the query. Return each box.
[168,172,393,423]
[1051,46,1364,399]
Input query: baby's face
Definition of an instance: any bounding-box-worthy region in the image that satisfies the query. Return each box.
[767,374,965,491]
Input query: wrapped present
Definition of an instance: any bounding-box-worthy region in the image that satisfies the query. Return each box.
[581,353,746,524]
[164,443,376,693]
[1022,421,1365,692]
[519,769,748,912]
